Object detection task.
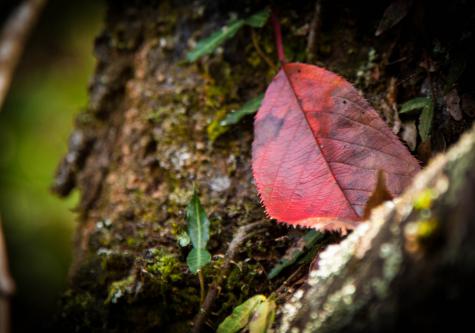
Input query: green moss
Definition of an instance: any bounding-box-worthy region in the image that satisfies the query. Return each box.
[215,261,267,319]
[207,109,229,142]
[226,265,244,290]
[106,275,135,304]
[126,237,138,247]
[145,248,183,284]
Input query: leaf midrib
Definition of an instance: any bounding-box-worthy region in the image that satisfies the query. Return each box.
[195,197,203,249]
[280,64,359,218]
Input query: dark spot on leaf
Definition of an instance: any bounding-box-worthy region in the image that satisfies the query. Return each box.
[253,114,285,150]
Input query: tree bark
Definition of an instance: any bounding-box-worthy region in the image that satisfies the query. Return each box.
[52,1,475,332]
[279,126,475,332]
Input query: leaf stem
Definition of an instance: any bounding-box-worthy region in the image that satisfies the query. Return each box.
[271,9,286,64]
[198,270,205,304]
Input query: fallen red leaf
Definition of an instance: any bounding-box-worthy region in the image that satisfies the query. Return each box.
[252,63,420,232]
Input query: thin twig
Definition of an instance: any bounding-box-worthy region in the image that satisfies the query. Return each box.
[306,0,322,62]
[191,220,268,333]
[0,217,15,333]
[251,29,276,70]
[271,264,306,303]
[0,0,47,111]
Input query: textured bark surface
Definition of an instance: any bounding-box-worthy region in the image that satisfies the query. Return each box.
[53,2,292,331]
[52,1,475,332]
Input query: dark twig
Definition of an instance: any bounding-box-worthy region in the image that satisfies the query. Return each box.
[271,264,306,304]
[0,217,15,333]
[0,0,47,111]
[306,0,322,62]
[191,220,268,333]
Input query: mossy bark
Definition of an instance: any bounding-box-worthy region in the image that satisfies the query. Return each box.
[53,0,475,332]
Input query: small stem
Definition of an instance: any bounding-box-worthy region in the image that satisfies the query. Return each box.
[251,29,276,70]
[271,9,286,64]
[198,270,205,304]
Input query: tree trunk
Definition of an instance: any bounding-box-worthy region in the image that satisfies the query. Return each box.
[52,1,475,332]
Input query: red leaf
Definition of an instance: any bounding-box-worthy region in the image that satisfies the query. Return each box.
[252,63,420,232]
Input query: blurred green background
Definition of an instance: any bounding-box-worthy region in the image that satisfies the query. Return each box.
[0,1,104,331]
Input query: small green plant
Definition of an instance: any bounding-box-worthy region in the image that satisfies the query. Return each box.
[208,94,264,142]
[187,9,270,142]
[186,9,270,62]
[184,188,212,302]
[220,94,264,127]
[217,294,276,333]
[399,97,434,142]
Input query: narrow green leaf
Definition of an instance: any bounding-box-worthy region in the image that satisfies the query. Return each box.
[186,20,244,62]
[399,97,432,114]
[249,299,276,333]
[244,9,270,28]
[217,295,267,333]
[187,248,212,273]
[419,102,434,142]
[186,9,270,62]
[399,97,433,142]
[220,94,264,127]
[186,190,210,249]
[268,230,324,279]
